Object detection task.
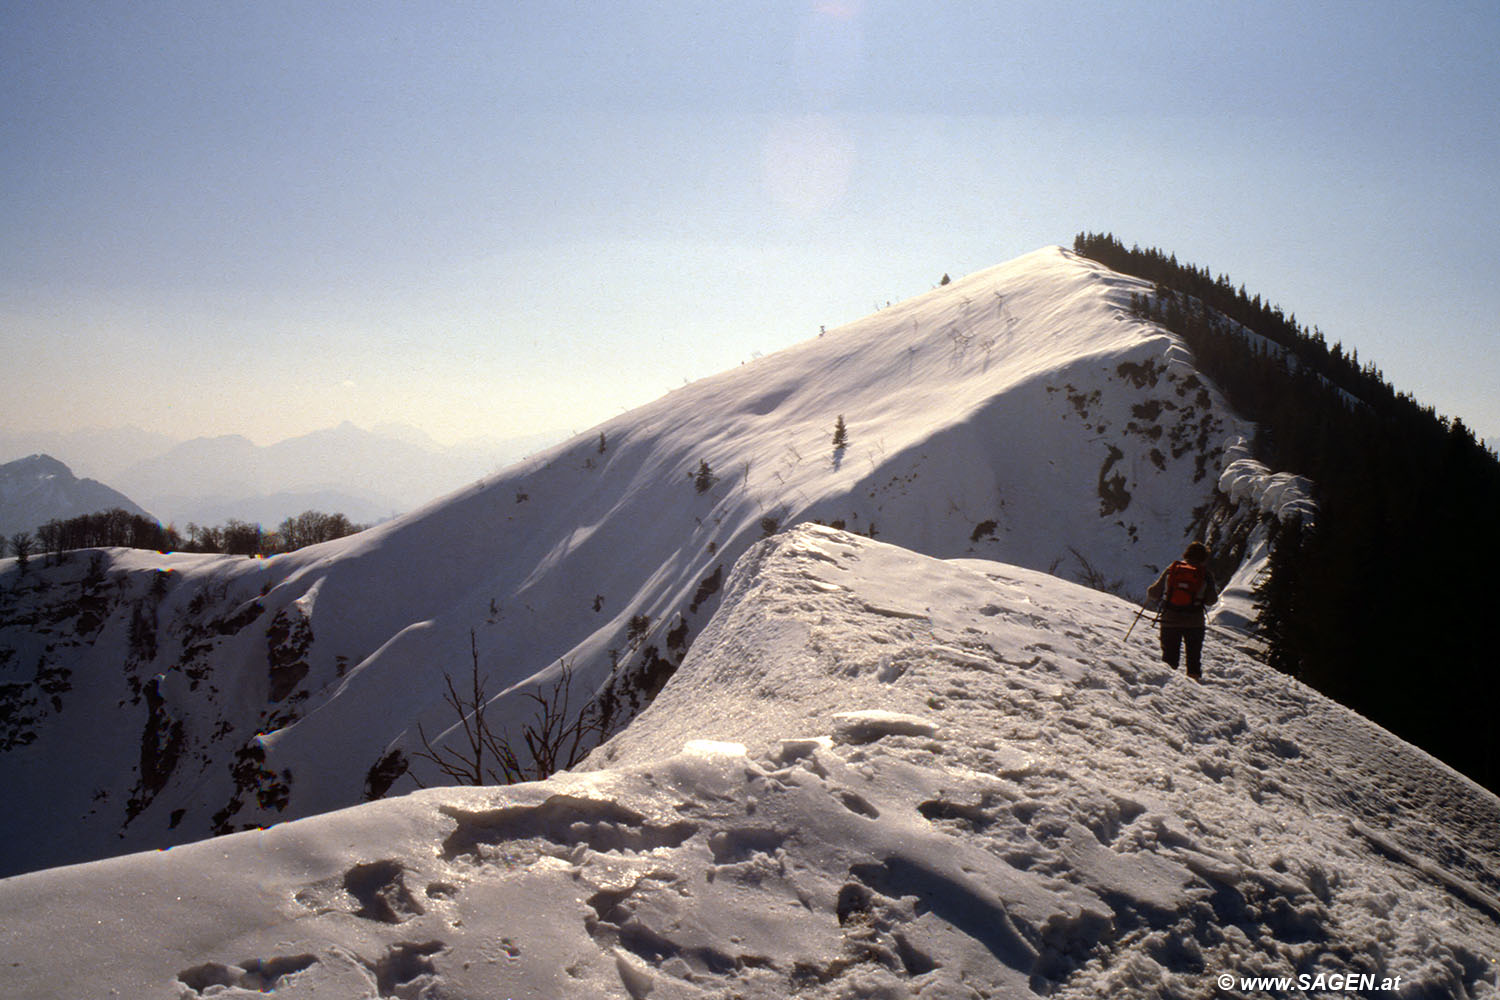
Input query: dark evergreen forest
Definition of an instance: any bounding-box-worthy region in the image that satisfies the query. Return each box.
[1076,233,1499,793]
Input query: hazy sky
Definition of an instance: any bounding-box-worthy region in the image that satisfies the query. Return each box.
[4,1,1498,447]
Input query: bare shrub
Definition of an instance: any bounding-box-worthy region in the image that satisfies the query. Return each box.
[412,631,614,786]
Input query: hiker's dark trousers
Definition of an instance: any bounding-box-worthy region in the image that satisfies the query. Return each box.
[1161,626,1205,677]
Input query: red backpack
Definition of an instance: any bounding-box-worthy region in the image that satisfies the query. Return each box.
[1164,560,1206,608]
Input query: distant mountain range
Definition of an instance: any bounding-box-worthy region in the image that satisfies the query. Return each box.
[0,423,564,528]
[0,454,151,540]
[0,426,178,483]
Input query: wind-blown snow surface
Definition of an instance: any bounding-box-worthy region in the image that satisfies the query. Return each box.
[2,246,1276,876]
[3,525,1495,999]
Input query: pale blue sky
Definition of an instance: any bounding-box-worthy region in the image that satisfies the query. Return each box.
[4,1,1498,446]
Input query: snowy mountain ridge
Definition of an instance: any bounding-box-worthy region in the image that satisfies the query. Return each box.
[6,246,1284,879]
[2,524,1495,998]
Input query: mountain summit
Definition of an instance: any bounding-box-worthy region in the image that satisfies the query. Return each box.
[0,453,151,540]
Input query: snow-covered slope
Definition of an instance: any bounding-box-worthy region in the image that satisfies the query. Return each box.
[1,247,1283,877]
[2,525,1494,999]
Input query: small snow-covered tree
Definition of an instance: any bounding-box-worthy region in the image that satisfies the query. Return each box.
[693,459,717,494]
[832,415,849,451]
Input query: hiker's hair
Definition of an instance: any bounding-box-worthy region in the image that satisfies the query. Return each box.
[1183,540,1210,565]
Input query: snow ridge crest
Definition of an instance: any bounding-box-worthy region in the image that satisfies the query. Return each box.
[4,523,1496,999]
[3,246,1275,875]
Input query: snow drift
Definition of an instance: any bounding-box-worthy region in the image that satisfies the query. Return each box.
[2,525,1495,998]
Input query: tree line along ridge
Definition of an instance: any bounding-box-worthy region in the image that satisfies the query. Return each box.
[1074,231,1500,793]
[4,508,367,566]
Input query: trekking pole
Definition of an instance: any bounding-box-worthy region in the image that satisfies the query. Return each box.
[1124,599,1159,642]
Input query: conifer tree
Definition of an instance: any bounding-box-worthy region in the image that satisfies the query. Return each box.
[693,460,717,494]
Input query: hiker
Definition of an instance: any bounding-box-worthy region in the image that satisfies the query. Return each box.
[1146,540,1218,681]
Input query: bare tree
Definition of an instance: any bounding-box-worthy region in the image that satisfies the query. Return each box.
[275,510,360,552]
[9,532,32,572]
[412,631,615,786]
[413,631,494,785]
[221,519,263,556]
